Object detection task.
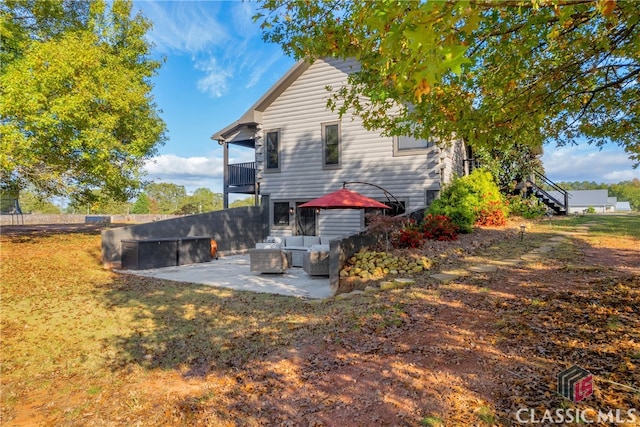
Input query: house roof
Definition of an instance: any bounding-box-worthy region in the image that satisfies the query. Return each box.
[548,189,612,207]
[616,201,632,211]
[211,60,312,142]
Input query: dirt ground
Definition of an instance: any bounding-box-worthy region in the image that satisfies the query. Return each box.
[2,219,639,426]
[212,220,640,426]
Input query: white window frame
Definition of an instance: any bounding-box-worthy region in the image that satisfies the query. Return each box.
[393,135,436,157]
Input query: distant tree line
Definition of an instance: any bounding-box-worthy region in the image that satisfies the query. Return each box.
[15,179,639,215]
[15,182,255,215]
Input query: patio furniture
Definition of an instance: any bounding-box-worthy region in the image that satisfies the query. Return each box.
[249,248,291,273]
[283,235,338,267]
[121,237,211,270]
[302,245,330,276]
[254,235,338,268]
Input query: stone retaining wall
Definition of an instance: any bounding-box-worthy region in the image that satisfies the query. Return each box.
[330,207,427,295]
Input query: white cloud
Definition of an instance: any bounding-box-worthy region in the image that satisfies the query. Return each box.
[143,154,223,193]
[230,1,259,36]
[144,154,222,177]
[245,51,282,89]
[603,169,639,182]
[142,151,256,194]
[196,57,232,98]
[138,1,227,54]
[136,1,288,100]
[542,145,639,184]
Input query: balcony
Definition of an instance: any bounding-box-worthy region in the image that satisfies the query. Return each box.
[227,162,256,193]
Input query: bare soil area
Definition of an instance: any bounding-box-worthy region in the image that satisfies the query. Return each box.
[2,218,638,426]
[213,221,639,426]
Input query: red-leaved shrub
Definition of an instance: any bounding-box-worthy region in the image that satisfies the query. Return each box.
[396,227,424,248]
[422,214,459,241]
[475,200,507,227]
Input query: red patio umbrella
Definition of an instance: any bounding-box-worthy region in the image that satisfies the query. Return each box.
[297,188,390,210]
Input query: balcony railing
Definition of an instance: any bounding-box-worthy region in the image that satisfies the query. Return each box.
[228,162,256,187]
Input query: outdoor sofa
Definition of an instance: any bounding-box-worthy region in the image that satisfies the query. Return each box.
[255,235,337,268]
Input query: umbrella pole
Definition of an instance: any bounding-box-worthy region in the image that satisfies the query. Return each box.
[343,181,403,211]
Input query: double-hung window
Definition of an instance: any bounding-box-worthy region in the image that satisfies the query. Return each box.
[322,122,341,168]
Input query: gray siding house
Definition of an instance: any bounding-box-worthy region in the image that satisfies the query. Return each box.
[212,58,470,238]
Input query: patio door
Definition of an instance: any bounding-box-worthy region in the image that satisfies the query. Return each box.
[296,202,316,236]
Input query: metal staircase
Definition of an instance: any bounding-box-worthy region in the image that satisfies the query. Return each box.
[526,171,569,215]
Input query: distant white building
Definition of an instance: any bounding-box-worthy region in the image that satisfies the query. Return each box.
[616,201,632,211]
[548,189,624,213]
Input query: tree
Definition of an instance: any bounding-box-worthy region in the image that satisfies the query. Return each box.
[473,143,543,193]
[66,189,130,214]
[1,0,166,204]
[230,196,256,208]
[610,178,640,210]
[16,189,62,214]
[179,188,223,214]
[255,0,640,164]
[144,182,186,214]
[130,193,151,214]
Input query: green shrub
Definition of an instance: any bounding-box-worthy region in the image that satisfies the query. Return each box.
[428,169,508,232]
[428,178,475,233]
[507,195,548,219]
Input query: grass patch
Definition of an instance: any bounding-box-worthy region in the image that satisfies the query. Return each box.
[0,231,359,423]
[2,215,638,425]
[476,405,496,425]
[421,414,445,426]
[548,213,640,239]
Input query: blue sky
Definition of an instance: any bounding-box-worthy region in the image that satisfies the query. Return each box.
[135,1,639,195]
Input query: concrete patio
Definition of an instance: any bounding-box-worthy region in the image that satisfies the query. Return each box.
[116,254,333,299]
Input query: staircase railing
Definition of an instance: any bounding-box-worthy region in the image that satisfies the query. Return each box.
[530,171,569,213]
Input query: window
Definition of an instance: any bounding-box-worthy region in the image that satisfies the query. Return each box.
[393,135,435,156]
[322,122,340,167]
[273,202,290,226]
[426,190,439,207]
[266,130,280,170]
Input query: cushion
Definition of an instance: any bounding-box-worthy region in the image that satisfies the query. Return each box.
[308,244,330,252]
[320,235,339,245]
[265,236,283,245]
[255,242,281,249]
[303,236,321,247]
[285,236,304,247]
